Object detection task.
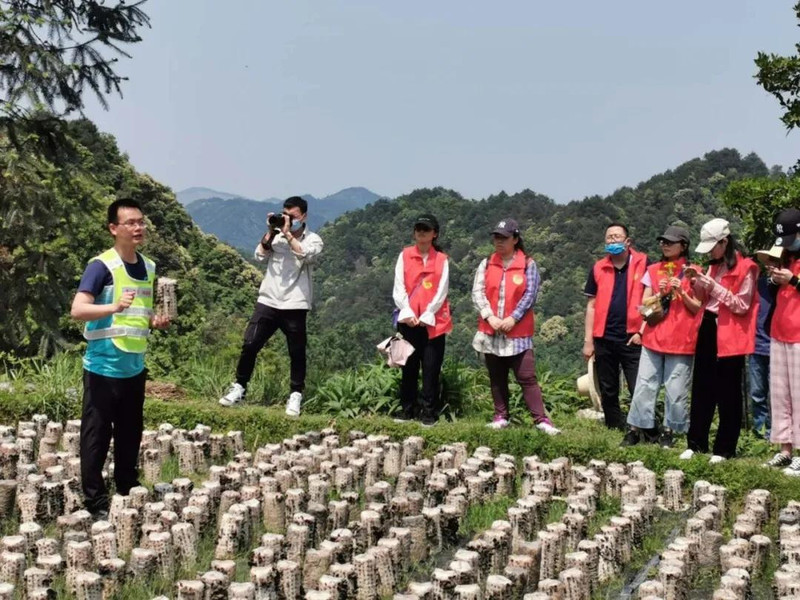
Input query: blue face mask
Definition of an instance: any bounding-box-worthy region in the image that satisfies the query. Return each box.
[604,242,626,255]
[290,217,305,233]
[787,235,800,252]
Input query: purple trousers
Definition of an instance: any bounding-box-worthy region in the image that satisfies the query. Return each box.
[485,349,547,423]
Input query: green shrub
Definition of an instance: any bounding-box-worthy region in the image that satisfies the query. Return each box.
[304,362,401,418]
[0,352,82,421]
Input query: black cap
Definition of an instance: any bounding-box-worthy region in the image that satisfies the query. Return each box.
[414,214,439,231]
[774,208,800,247]
[657,225,690,245]
[491,218,520,238]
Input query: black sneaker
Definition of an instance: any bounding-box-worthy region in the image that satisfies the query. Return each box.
[658,429,675,448]
[91,509,109,522]
[620,429,641,447]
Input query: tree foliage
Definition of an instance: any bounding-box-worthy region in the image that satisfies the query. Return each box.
[723,174,800,251]
[0,0,150,131]
[717,2,800,253]
[754,1,800,167]
[0,119,262,365]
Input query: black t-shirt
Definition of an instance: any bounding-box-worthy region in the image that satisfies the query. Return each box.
[584,259,631,343]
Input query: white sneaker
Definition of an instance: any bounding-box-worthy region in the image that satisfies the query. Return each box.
[783,457,800,476]
[285,392,303,417]
[487,417,509,429]
[219,383,245,407]
[536,421,561,436]
[678,449,694,460]
[709,455,727,464]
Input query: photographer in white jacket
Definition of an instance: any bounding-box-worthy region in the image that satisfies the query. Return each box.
[219,196,323,415]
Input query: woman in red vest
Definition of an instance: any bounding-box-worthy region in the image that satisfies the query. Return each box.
[622,226,703,448]
[683,218,759,463]
[762,208,800,475]
[471,218,560,435]
[392,214,452,426]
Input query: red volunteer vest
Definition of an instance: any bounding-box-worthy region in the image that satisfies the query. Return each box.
[591,249,648,339]
[709,253,759,357]
[770,256,800,344]
[477,250,535,338]
[402,246,452,339]
[642,258,704,355]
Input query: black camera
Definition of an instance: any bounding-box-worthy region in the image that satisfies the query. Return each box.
[268,213,287,229]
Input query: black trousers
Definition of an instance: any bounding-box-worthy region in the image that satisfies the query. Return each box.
[593,336,642,430]
[687,312,745,458]
[235,303,308,393]
[80,369,146,513]
[398,324,446,422]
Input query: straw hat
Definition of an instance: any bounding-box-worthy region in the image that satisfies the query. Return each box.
[576,356,602,411]
[755,245,784,266]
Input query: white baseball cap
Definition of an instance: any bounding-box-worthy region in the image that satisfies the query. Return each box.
[695,218,731,254]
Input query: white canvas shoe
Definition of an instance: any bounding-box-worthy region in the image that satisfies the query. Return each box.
[709,455,727,464]
[536,421,561,436]
[678,449,694,460]
[285,392,303,417]
[219,383,245,407]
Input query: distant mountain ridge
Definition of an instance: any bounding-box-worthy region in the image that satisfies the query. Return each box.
[176,187,243,205]
[182,187,381,250]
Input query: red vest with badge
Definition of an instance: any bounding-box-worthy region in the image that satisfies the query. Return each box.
[710,253,759,357]
[642,258,704,355]
[770,256,800,344]
[402,246,452,339]
[477,250,535,338]
[591,249,648,338]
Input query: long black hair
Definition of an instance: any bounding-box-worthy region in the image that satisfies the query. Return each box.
[514,235,528,256]
[721,234,739,270]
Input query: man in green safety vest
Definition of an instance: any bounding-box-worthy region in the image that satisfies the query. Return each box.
[71,198,170,521]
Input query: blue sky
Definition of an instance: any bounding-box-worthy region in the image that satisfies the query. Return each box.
[85,1,799,203]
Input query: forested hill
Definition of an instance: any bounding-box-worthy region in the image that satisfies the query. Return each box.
[0,120,262,372]
[308,149,769,374]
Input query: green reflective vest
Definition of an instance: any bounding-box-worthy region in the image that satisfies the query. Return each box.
[83,248,155,354]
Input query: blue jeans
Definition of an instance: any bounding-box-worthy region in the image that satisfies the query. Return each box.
[748,353,771,439]
[627,347,692,433]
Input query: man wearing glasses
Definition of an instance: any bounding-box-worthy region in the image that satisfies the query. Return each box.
[582,222,650,430]
[219,196,323,416]
[71,198,170,521]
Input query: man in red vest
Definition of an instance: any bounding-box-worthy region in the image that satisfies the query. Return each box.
[583,223,650,430]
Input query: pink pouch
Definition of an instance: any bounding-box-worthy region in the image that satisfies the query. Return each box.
[376,334,416,367]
